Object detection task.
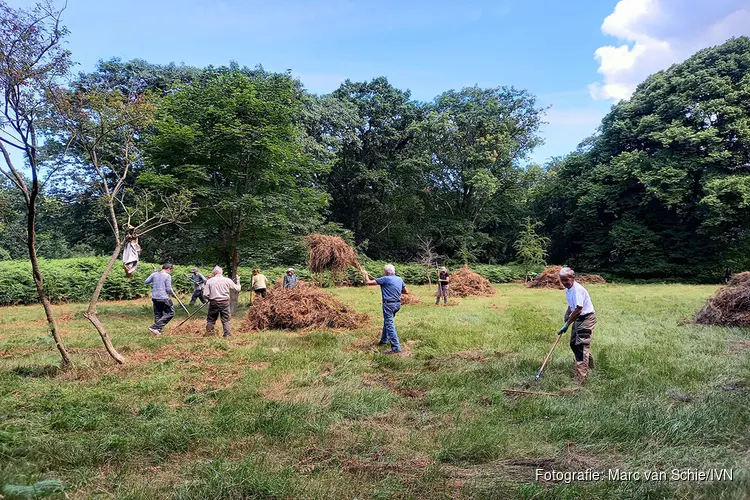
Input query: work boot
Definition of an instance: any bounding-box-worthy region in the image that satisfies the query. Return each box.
[574,361,588,383]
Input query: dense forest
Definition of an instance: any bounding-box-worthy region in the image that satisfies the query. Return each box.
[1,30,749,282]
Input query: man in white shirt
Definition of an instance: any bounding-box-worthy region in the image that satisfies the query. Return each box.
[558,267,596,382]
[203,266,242,338]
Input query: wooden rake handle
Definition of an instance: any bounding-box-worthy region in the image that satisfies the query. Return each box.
[536,333,564,380]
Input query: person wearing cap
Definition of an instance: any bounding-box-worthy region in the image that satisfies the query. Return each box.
[436,266,450,305]
[251,268,269,301]
[283,268,298,289]
[363,264,408,354]
[557,267,596,382]
[203,266,242,338]
[144,263,176,335]
[186,267,207,306]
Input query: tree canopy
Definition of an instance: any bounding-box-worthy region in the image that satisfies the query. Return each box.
[1,31,748,282]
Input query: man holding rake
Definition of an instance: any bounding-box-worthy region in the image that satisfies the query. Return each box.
[558,267,596,382]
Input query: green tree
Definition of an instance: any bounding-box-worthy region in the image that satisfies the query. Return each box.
[143,67,328,278]
[535,37,750,279]
[514,217,550,281]
[412,86,546,262]
[53,84,192,363]
[327,77,426,260]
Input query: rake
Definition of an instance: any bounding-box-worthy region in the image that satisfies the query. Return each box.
[535,332,564,380]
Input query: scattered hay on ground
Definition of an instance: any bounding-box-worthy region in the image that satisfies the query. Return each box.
[695,272,750,326]
[243,285,369,331]
[527,266,607,289]
[305,233,362,274]
[398,294,422,305]
[449,266,496,297]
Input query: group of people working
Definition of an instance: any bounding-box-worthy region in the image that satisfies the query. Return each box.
[146,262,596,382]
[145,266,301,338]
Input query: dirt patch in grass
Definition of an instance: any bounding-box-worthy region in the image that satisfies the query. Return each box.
[728,339,750,353]
[55,344,242,384]
[259,373,295,401]
[426,349,514,368]
[345,335,382,353]
[0,346,52,358]
[442,443,611,486]
[362,373,425,398]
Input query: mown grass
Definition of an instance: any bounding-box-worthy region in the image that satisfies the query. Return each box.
[0,284,748,499]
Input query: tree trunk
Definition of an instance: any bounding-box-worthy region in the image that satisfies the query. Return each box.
[27,203,71,369]
[83,241,125,364]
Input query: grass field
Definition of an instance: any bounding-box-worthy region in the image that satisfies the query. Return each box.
[1,283,749,499]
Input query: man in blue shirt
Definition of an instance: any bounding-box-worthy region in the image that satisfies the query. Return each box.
[145,263,176,335]
[364,264,408,354]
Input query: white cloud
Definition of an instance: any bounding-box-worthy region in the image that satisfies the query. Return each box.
[590,0,750,101]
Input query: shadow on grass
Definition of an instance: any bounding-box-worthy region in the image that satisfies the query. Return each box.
[10,364,61,378]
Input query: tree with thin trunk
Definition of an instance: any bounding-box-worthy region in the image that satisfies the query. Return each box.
[514,217,550,282]
[0,0,72,368]
[51,87,192,363]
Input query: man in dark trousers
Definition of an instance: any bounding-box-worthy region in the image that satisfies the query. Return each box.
[558,267,596,382]
[203,266,242,338]
[363,264,408,354]
[145,263,175,336]
[187,267,207,306]
[436,266,450,305]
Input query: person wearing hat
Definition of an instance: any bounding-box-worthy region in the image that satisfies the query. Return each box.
[186,267,207,306]
[436,266,450,305]
[283,268,298,289]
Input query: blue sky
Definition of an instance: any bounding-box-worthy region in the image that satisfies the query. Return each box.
[10,0,750,164]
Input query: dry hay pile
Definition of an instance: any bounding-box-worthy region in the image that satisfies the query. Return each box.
[450,266,496,297]
[398,294,422,306]
[244,284,369,331]
[527,266,606,289]
[695,272,750,326]
[305,233,361,274]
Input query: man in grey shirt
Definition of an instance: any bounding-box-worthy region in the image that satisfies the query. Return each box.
[145,263,176,335]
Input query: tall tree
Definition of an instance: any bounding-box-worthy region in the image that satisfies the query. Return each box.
[536,37,750,279]
[143,67,328,278]
[412,86,546,262]
[52,86,192,363]
[328,78,426,259]
[0,0,72,368]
